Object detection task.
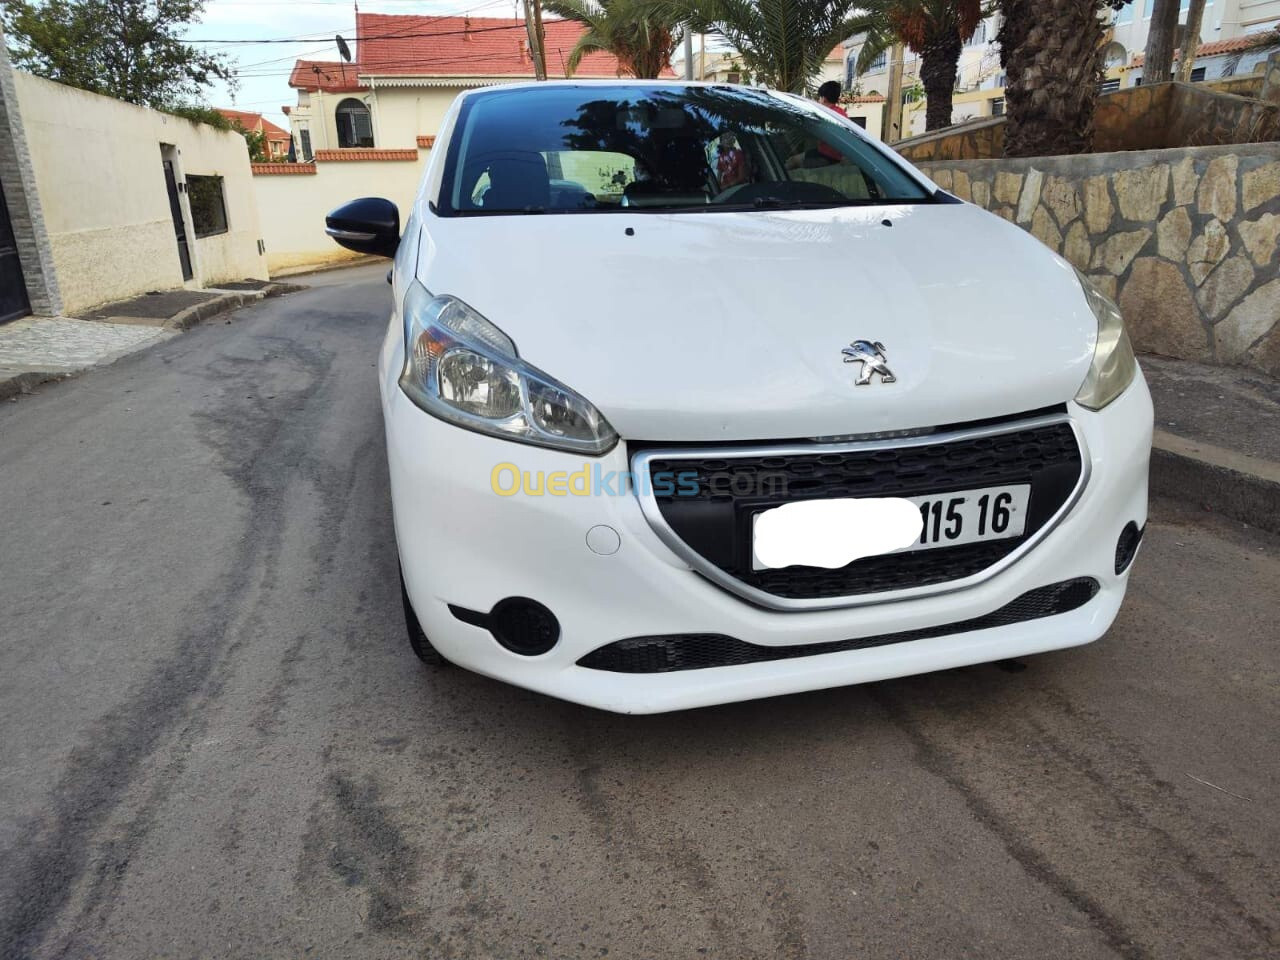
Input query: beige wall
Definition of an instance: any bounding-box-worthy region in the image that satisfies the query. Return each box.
[844,102,884,141]
[372,86,462,148]
[254,155,427,272]
[14,71,267,314]
[291,85,462,154]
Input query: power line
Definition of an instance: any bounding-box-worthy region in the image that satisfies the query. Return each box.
[187,15,535,45]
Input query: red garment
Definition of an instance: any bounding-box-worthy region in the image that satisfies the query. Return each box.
[818,101,847,160]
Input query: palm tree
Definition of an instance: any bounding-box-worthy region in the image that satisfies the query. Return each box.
[996,0,1128,157]
[655,0,869,93]
[544,0,683,78]
[852,1,984,132]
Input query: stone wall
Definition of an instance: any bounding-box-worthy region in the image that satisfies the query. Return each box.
[897,76,1280,163]
[1203,75,1264,100]
[918,144,1280,377]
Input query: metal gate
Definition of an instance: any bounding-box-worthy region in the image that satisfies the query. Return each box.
[162,159,194,281]
[0,178,31,324]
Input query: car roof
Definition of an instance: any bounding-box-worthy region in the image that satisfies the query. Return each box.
[459,79,779,99]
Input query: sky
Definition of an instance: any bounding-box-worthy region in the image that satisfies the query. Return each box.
[183,0,522,129]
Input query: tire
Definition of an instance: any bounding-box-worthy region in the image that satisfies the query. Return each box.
[400,568,447,667]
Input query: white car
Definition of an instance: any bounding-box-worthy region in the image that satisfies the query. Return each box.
[326,81,1151,714]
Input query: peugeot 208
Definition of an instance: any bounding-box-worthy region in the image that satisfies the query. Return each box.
[326,82,1152,714]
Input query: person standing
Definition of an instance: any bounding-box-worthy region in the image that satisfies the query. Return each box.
[817,80,847,118]
[816,81,848,161]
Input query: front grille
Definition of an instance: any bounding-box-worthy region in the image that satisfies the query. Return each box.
[643,420,1082,601]
[578,578,1100,673]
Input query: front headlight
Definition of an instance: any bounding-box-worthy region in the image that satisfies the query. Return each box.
[1074,270,1137,411]
[398,281,619,454]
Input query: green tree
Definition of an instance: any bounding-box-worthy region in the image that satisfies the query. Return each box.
[544,0,684,78]
[655,0,868,93]
[851,0,985,132]
[236,124,269,163]
[2,0,235,108]
[996,0,1128,157]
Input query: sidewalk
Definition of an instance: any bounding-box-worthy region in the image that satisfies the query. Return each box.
[0,281,301,400]
[1143,354,1280,534]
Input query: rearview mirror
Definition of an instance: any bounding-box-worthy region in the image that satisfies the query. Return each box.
[325,197,400,258]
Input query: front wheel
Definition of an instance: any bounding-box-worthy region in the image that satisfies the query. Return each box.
[400,568,447,667]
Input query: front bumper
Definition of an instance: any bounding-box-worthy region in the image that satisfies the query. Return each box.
[387,378,1152,714]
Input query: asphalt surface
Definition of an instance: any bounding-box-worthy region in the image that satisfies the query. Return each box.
[1,263,1276,960]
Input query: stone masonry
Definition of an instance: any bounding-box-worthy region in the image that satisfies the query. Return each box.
[920,143,1280,378]
[0,22,60,316]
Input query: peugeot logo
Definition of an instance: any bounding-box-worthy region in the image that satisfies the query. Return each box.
[842,340,896,385]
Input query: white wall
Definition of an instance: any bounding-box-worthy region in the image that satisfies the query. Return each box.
[253,154,427,272]
[14,71,267,314]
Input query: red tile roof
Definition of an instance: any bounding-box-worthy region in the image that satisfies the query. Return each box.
[416,135,437,148]
[251,163,316,175]
[1130,34,1270,67]
[314,148,418,161]
[217,108,291,142]
[289,13,673,88]
[289,59,367,93]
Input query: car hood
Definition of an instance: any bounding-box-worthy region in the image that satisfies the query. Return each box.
[414,203,1097,442]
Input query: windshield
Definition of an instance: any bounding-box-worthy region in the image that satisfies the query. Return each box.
[438,84,934,216]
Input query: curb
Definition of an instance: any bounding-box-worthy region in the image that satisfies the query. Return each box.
[269,255,382,279]
[1151,429,1280,535]
[1,284,302,401]
[0,369,75,402]
[164,282,304,331]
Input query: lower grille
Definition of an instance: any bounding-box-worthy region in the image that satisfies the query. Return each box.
[577,578,1100,674]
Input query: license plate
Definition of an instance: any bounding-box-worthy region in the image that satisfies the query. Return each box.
[903,484,1030,551]
[750,484,1030,570]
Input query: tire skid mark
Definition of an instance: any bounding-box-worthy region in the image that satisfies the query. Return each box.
[1019,684,1277,953]
[565,725,807,960]
[300,772,423,934]
[0,328,337,958]
[869,685,1145,960]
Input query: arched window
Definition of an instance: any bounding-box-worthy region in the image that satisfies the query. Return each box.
[336,98,374,148]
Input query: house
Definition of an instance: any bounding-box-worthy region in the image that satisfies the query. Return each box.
[844,14,1006,140]
[844,2,1280,142]
[670,42,846,86]
[217,108,292,160]
[284,13,662,159]
[1110,0,1280,85]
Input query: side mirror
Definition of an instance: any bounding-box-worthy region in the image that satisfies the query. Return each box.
[325,197,399,258]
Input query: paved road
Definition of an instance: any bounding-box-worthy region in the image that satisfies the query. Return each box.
[1,264,1276,960]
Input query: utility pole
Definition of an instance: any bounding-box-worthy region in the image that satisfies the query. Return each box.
[530,0,548,81]
[683,27,693,80]
[523,0,547,81]
[885,42,905,143]
[1176,0,1208,83]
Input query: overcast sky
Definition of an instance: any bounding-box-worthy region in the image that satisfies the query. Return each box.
[184,0,519,128]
